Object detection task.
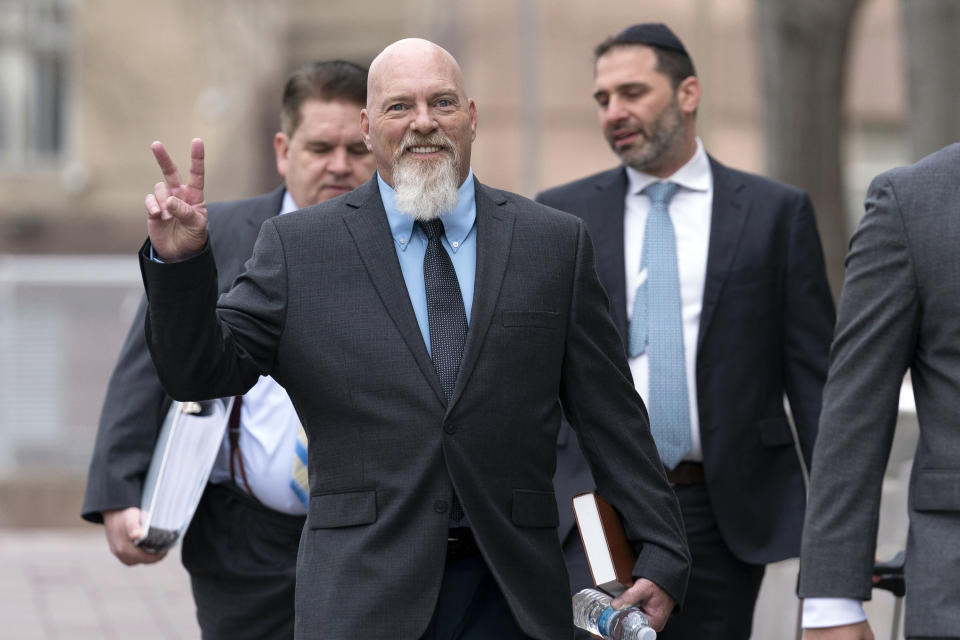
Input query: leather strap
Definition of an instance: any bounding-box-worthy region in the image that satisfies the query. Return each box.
[665,461,705,485]
[227,395,258,500]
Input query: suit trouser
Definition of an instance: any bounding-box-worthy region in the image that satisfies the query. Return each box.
[563,482,764,640]
[419,535,536,640]
[182,482,306,640]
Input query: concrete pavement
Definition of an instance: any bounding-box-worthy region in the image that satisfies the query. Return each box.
[0,528,197,640]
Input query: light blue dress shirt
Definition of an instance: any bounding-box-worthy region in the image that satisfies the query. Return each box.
[376,170,477,356]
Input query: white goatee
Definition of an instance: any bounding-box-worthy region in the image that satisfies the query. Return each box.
[392,132,461,221]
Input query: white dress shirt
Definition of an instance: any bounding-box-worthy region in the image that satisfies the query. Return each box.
[208,190,307,515]
[801,597,867,628]
[623,138,712,462]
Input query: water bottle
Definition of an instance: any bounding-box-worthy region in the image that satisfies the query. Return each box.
[572,587,656,640]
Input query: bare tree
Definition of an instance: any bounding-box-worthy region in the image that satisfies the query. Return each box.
[901,0,960,161]
[756,0,863,300]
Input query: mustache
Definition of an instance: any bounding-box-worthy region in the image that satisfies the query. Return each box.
[394,132,455,159]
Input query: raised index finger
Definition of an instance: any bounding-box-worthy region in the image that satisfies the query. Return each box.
[151,140,182,188]
[187,138,205,192]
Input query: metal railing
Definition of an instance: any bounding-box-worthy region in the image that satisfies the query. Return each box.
[0,255,141,472]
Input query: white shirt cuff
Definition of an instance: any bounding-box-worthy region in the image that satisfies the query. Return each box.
[802,598,867,628]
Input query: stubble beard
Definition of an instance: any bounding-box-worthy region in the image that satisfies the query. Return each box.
[392,132,462,221]
[613,98,685,174]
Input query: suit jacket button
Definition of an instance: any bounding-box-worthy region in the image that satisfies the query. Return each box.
[434,500,449,513]
[443,423,457,434]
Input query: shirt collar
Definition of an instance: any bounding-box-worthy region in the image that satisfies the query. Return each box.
[625,137,711,196]
[377,169,477,252]
[280,190,300,216]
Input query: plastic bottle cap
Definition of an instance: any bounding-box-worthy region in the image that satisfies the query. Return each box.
[638,626,657,640]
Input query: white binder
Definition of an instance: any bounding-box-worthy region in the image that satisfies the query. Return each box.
[136,397,233,553]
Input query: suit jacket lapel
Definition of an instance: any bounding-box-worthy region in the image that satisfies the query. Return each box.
[698,157,750,354]
[448,181,514,409]
[591,169,630,344]
[342,178,446,404]
[247,186,285,232]
[212,187,286,291]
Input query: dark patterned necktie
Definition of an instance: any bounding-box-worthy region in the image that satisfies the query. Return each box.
[420,219,468,402]
[419,218,468,523]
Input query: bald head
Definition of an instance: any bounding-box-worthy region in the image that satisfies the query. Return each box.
[360,38,477,188]
[367,39,466,109]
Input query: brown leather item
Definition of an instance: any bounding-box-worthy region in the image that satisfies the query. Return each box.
[665,461,705,485]
[227,395,258,500]
[573,492,636,594]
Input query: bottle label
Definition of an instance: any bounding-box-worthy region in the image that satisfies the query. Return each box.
[597,606,617,636]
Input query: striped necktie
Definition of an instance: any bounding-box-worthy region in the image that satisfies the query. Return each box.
[289,425,309,507]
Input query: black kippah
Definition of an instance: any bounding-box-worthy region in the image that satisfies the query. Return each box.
[615,23,688,55]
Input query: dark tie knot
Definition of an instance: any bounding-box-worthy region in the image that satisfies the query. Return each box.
[419,219,446,242]
[643,181,680,207]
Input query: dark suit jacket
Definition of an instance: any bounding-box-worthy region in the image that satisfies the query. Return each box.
[138,176,691,640]
[539,158,835,565]
[82,187,284,523]
[800,143,960,636]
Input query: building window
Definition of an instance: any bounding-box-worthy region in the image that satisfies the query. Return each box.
[0,0,71,169]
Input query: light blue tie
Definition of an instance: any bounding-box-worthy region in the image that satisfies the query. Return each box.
[628,181,691,469]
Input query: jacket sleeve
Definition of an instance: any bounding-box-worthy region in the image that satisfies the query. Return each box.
[139,219,286,402]
[81,294,171,523]
[799,173,917,600]
[558,220,691,606]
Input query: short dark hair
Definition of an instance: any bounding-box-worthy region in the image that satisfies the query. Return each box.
[280,60,367,136]
[594,37,696,89]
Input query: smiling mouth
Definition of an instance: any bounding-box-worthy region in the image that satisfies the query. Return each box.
[405,145,446,154]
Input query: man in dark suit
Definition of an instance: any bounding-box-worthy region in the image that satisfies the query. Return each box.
[136,37,690,639]
[799,144,960,639]
[539,24,836,639]
[82,60,374,639]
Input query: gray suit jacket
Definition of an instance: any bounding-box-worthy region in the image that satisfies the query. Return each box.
[82,187,283,522]
[800,143,960,636]
[139,176,690,640]
[540,158,835,565]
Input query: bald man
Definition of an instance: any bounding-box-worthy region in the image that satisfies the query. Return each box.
[136,39,689,640]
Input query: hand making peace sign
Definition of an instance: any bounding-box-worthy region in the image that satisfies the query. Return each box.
[144,138,209,261]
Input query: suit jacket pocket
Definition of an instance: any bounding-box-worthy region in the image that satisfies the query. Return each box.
[758,416,794,447]
[912,470,960,512]
[502,310,562,330]
[308,489,377,528]
[511,489,559,528]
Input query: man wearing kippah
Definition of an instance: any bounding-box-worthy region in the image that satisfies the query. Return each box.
[542,23,836,639]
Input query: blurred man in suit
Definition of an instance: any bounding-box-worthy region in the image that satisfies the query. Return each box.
[82,60,374,639]
[136,38,690,639]
[540,23,836,639]
[800,144,960,639]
